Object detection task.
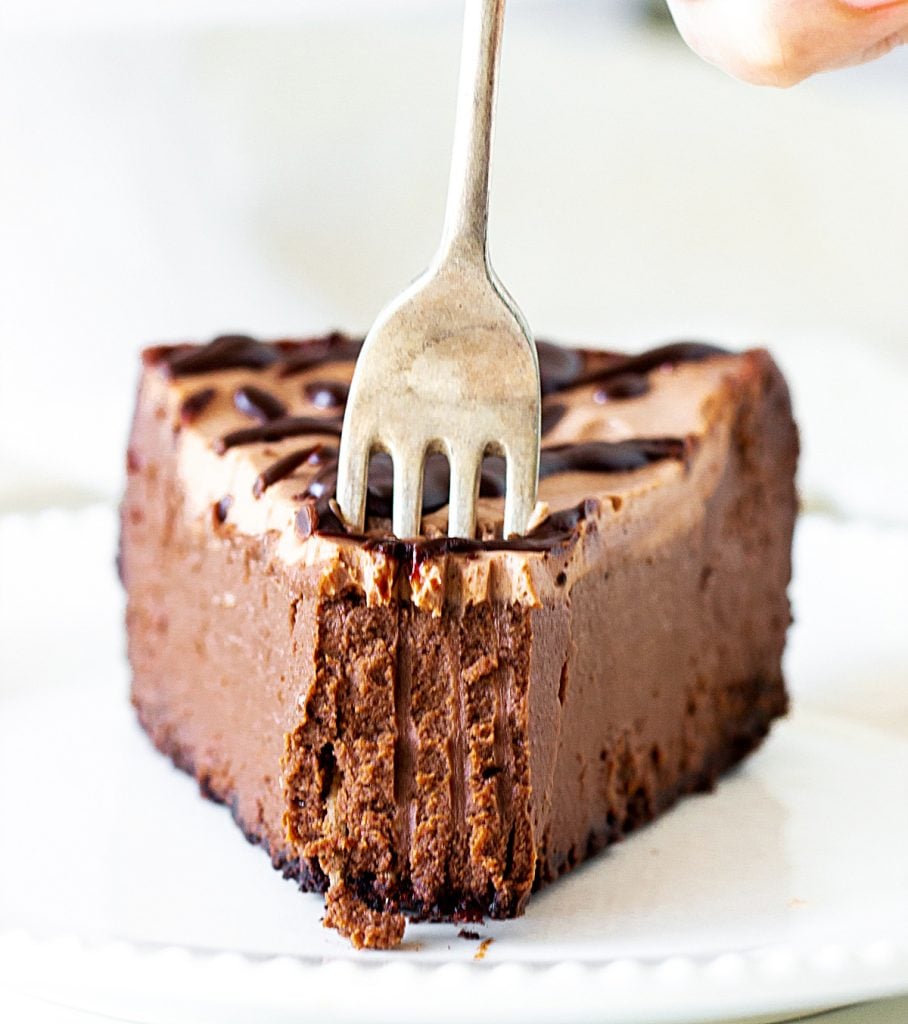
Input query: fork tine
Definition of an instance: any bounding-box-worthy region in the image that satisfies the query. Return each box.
[503,435,540,539]
[336,431,371,533]
[391,444,427,539]
[447,447,482,540]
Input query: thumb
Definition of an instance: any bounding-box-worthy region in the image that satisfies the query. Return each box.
[666,0,908,87]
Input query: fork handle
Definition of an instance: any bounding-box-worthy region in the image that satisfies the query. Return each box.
[437,0,506,265]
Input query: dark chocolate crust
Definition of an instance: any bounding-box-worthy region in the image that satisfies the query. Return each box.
[122,335,798,947]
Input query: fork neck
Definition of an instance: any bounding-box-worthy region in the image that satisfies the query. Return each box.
[435,0,506,270]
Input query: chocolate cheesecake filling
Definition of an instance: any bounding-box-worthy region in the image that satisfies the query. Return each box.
[123,332,798,949]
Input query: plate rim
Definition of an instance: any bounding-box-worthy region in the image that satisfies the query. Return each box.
[2,926,908,1024]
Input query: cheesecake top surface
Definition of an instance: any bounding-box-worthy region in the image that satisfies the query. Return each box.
[136,333,759,609]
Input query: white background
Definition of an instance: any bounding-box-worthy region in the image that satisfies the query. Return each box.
[1,2,906,1021]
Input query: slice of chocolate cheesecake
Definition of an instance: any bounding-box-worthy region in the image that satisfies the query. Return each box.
[120,333,798,948]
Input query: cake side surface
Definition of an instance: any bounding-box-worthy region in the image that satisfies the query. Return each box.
[537,350,796,880]
[122,375,323,883]
[120,335,798,948]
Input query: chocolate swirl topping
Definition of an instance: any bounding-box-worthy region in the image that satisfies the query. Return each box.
[536,342,587,396]
[152,333,725,395]
[304,380,350,410]
[593,373,650,403]
[287,439,690,546]
[253,445,322,498]
[179,387,216,424]
[165,335,280,377]
[161,332,729,549]
[278,332,363,377]
[577,341,728,390]
[540,401,567,435]
[368,499,602,559]
[213,494,233,525]
[234,385,287,423]
[536,339,727,395]
[539,438,690,475]
[215,415,342,454]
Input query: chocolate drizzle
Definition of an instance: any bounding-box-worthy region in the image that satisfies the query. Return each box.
[213,495,233,525]
[367,499,602,560]
[539,438,690,476]
[536,339,728,395]
[295,501,322,539]
[593,373,650,403]
[215,415,342,454]
[153,333,724,395]
[536,342,588,396]
[165,335,280,377]
[278,332,363,377]
[251,434,685,527]
[302,464,337,501]
[283,437,688,551]
[576,342,728,391]
[304,380,349,410]
[540,402,567,435]
[253,445,322,498]
[179,387,216,424]
[164,332,728,550]
[234,385,287,423]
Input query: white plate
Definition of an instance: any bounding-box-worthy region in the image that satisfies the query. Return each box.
[1,506,907,1024]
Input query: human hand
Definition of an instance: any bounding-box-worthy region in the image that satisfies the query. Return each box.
[665,0,908,86]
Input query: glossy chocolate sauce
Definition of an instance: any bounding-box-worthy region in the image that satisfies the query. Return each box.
[165,335,280,377]
[179,387,216,424]
[540,401,567,434]
[278,332,363,377]
[215,415,342,454]
[575,342,727,390]
[234,385,288,423]
[540,438,690,475]
[288,437,688,551]
[213,494,234,525]
[165,333,727,550]
[535,341,588,395]
[366,499,603,560]
[253,446,322,498]
[592,374,650,403]
[304,380,350,410]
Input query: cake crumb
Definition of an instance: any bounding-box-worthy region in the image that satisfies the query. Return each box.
[457,928,481,941]
[474,938,494,961]
[323,878,405,949]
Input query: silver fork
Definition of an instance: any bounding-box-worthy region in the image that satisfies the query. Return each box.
[336,0,540,540]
